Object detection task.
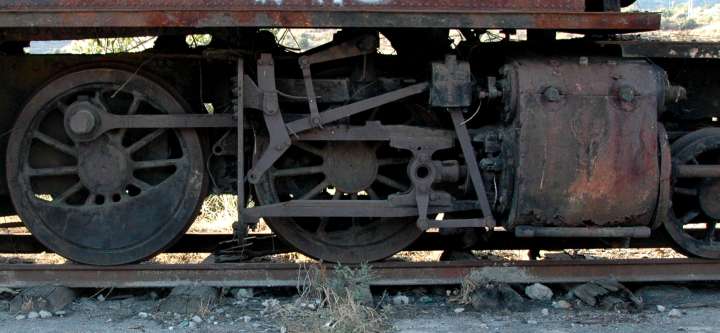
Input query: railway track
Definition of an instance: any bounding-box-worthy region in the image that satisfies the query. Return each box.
[0,259,718,288]
[0,231,686,254]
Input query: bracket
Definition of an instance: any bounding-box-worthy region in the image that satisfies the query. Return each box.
[299,34,379,127]
[247,54,293,184]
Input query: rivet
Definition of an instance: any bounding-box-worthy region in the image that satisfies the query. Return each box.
[543,87,562,102]
[619,86,635,103]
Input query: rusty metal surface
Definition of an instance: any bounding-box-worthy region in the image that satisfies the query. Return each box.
[0,0,587,12]
[0,259,719,288]
[605,41,720,59]
[507,58,662,228]
[0,1,660,39]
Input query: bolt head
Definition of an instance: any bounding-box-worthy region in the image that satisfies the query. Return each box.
[619,86,635,103]
[68,109,97,135]
[543,87,562,102]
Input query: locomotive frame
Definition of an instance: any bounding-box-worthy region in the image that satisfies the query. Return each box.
[0,0,719,265]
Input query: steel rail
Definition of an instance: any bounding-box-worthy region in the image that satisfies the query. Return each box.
[0,231,683,254]
[0,259,718,288]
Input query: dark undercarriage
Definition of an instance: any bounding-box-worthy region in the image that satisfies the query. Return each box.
[1,0,720,265]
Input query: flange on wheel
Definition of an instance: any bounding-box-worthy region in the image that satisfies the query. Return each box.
[666,128,720,258]
[6,68,207,265]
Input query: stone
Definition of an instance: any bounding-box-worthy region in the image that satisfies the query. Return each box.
[541,308,550,316]
[261,298,279,312]
[668,309,683,318]
[570,279,642,310]
[192,315,203,323]
[97,294,105,302]
[439,250,478,261]
[138,312,149,318]
[9,286,77,313]
[392,295,410,305]
[188,322,197,329]
[15,315,25,320]
[470,283,524,312]
[571,283,609,306]
[232,288,254,299]
[636,286,692,306]
[38,310,52,318]
[27,311,39,319]
[454,307,465,313]
[159,286,218,315]
[600,295,627,310]
[657,305,666,312]
[527,320,538,325]
[55,310,66,316]
[552,300,572,309]
[525,283,553,301]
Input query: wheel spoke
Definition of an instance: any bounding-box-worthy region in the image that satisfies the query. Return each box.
[375,174,408,191]
[34,132,77,157]
[294,142,324,157]
[674,187,698,196]
[56,101,69,114]
[93,90,108,110]
[54,182,84,204]
[378,158,410,166]
[367,188,380,200]
[85,194,97,205]
[134,158,182,170]
[706,222,718,242]
[316,219,328,235]
[272,165,324,178]
[299,180,328,200]
[26,165,78,177]
[127,129,166,153]
[680,210,701,225]
[130,177,152,191]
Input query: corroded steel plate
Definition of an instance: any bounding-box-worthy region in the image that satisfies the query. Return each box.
[0,0,587,12]
[0,0,661,39]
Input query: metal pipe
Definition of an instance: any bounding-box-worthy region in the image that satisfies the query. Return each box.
[675,165,720,178]
[515,226,651,238]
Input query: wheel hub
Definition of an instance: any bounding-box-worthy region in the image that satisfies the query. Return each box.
[78,136,130,195]
[699,180,720,219]
[322,142,378,193]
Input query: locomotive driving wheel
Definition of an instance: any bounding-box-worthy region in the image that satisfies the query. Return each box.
[253,138,423,263]
[6,68,206,265]
[666,128,720,258]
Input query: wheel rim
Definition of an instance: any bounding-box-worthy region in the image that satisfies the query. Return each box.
[666,128,720,258]
[253,138,423,263]
[6,68,206,265]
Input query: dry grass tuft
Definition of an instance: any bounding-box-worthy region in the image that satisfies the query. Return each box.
[453,270,490,305]
[281,264,388,333]
[190,194,238,234]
